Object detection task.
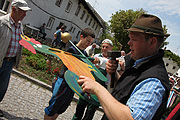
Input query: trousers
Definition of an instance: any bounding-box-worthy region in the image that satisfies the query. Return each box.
[0,58,15,101]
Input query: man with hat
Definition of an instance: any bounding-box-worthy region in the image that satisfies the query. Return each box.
[93,39,113,69]
[77,14,170,120]
[0,0,31,117]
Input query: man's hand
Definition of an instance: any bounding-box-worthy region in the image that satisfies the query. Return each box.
[106,59,118,74]
[78,76,101,94]
[92,57,100,64]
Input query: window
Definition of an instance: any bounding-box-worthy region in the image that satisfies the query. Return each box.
[75,6,81,16]
[55,0,63,7]
[69,26,73,32]
[73,27,76,33]
[172,66,176,69]
[65,1,72,13]
[85,15,89,23]
[88,18,92,26]
[76,31,81,38]
[92,22,95,28]
[46,17,55,30]
[95,24,98,31]
[0,0,10,12]
[0,0,5,10]
[3,1,9,12]
[166,63,169,66]
[80,10,85,20]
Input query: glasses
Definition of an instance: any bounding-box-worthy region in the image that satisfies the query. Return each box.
[85,36,94,44]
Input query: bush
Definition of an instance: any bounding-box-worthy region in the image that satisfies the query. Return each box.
[22,48,34,56]
[25,53,47,70]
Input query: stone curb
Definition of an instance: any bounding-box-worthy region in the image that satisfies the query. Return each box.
[12,68,103,112]
[12,68,52,91]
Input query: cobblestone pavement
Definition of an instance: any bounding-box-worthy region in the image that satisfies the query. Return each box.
[0,74,104,120]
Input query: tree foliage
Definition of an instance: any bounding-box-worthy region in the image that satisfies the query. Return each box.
[99,22,113,41]
[161,25,169,48]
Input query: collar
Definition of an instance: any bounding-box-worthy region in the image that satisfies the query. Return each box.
[133,56,151,67]
[133,49,164,67]
[10,16,21,28]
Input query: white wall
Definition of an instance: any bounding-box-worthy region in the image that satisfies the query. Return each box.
[163,57,179,74]
[23,0,103,41]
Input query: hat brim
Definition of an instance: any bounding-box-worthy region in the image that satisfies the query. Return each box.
[126,27,144,33]
[19,7,32,11]
[126,28,170,38]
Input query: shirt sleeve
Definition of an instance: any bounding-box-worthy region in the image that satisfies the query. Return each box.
[126,78,165,120]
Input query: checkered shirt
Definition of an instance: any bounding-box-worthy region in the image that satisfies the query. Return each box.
[126,57,165,120]
[6,17,21,57]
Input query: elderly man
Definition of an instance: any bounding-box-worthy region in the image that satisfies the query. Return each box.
[93,39,113,69]
[77,14,170,120]
[0,0,31,117]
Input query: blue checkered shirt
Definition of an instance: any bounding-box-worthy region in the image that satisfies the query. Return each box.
[126,58,165,120]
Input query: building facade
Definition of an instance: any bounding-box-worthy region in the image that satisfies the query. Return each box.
[0,0,105,42]
[163,57,179,75]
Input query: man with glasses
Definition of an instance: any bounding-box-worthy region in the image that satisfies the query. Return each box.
[44,28,95,120]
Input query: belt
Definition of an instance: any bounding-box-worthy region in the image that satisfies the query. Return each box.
[4,57,16,61]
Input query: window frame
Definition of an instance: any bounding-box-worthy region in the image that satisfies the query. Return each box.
[46,16,55,30]
[75,5,81,16]
[95,24,98,31]
[88,18,92,26]
[0,0,10,12]
[85,15,89,23]
[92,21,96,28]
[55,0,63,7]
[76,31,81,39]
[80,10,86,20]
[65,1,73,13]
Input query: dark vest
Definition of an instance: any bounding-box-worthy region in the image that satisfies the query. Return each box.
[102,49,170,120]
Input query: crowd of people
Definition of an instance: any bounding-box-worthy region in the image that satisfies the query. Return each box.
[1,0,180,120]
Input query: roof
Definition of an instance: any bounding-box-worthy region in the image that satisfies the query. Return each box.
[80,0,106,29]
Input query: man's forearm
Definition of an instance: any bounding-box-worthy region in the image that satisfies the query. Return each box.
[94,83,134,120]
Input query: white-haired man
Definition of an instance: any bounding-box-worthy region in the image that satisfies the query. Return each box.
[0,0,31,117]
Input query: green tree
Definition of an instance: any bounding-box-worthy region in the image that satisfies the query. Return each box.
[99,22,113,40]
[161,25,169,48]
[109,9,146,52]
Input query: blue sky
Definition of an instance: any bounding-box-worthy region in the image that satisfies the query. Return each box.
[86,0,180,56]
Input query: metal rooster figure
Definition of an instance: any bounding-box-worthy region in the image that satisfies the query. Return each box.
[19,33,107,105]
